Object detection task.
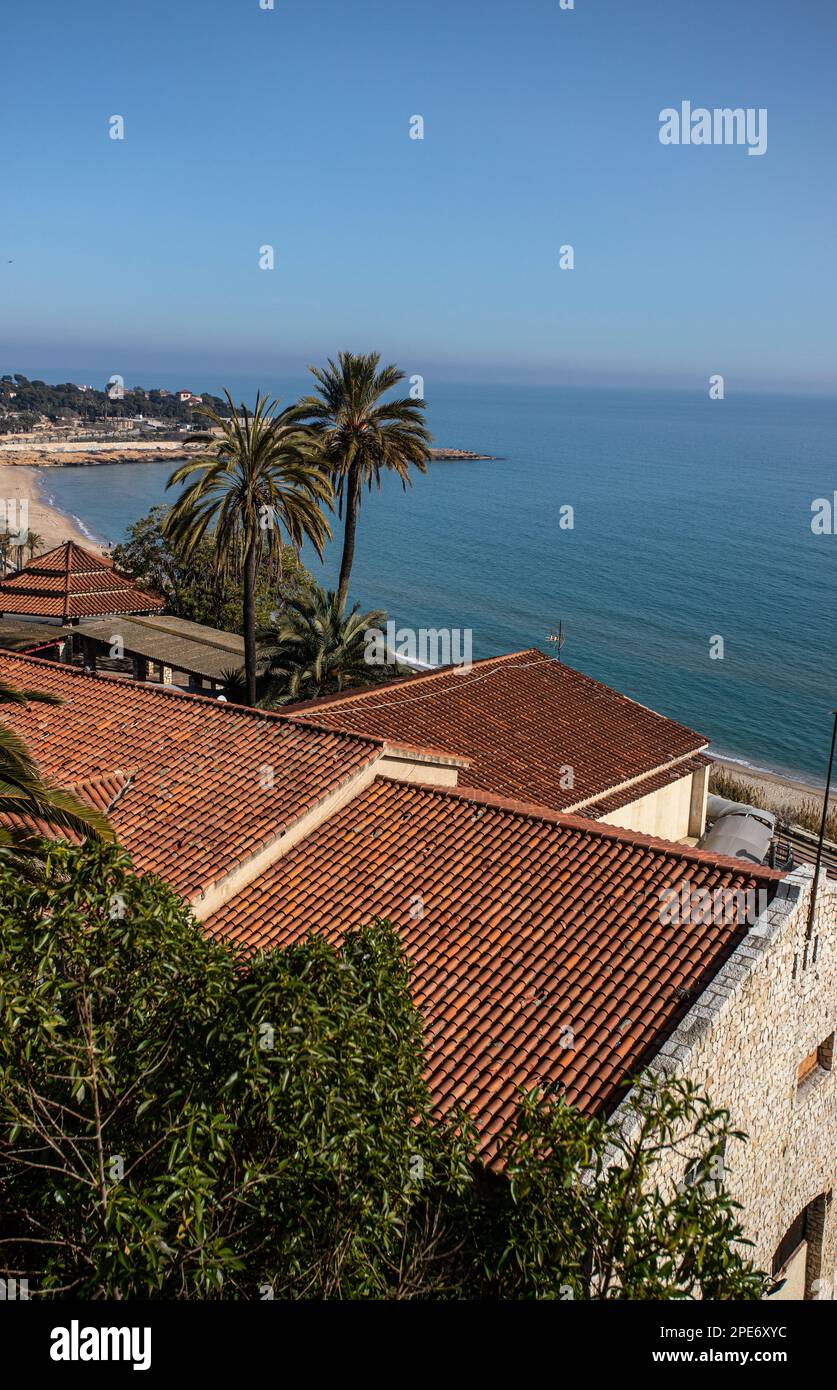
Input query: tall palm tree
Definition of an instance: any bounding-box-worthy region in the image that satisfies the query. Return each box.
[26,530,44,561]
[0,534,11,577]
[163,392,333,706]
[0,682,115,871]
[296,353,432,609]
[261,584,389,705]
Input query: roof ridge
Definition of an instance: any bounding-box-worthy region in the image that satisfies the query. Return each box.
[0,650,383,751]
[0,538,162,619]
[378,780,785,881]
[284,650,705,748]
[12,539,107,570]
[285,648,545,715]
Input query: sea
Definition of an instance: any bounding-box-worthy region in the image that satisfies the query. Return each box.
[35,378,837,786]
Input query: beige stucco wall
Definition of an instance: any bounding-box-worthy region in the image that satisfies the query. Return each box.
[376,753,460,786]
[601,768,697,841]
[191,748,462,921]
[613,866,837,1298]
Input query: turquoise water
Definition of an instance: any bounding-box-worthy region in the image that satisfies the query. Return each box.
[40,382,837,783]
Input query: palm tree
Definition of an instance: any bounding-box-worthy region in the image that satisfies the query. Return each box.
[26,530,44,561]
[0,534,11,577]
[296,353,432,609]
[163,392,333,706]
[261,584,390,705]
[0,682,115,871]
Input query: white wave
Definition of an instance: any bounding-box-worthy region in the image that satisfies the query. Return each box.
[710,747,825,792]
[70,512,109,545]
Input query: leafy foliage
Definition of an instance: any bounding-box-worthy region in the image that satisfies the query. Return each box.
[163,393,333,704]
[112,506,315,636]
[0,846,470,1298]
[458,1076,767,1299]
[0,374,231,432]
[0,846,766,1300]
[261,582,401,704]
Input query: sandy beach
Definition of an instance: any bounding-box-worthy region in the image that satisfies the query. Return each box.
[0,451,832,819]
[710,755,835,818]
[0,463,106,555]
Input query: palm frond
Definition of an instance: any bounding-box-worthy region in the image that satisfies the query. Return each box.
[0,683,116,865]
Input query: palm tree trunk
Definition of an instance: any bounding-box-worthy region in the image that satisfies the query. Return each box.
[337,465,360,610]
[243,530,258,706]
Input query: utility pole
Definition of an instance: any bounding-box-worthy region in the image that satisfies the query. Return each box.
[806,707,837,939]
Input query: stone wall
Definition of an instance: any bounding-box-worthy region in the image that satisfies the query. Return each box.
[613,864,837,1298]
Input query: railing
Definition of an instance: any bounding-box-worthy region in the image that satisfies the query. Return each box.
[771,822,837,878]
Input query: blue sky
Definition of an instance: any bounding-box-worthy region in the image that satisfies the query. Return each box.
[2,0,836,390]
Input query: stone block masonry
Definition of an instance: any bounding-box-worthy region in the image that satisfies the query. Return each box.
[613,865,837,1297]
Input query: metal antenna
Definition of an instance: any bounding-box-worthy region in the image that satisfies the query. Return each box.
[546,621,566,662]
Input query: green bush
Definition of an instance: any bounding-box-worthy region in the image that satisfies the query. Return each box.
[0,844,766,1300]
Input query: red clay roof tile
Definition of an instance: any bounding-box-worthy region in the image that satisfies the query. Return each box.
[0,652,382,897]
[204,777,782,1159]
[286,649,707,811]
[0,541,162,619]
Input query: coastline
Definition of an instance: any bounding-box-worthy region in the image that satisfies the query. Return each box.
[0,463,107,555]
[0,439,188,469]
[1,451,831,814]
[709,754,835,817]
[0,440,496,467]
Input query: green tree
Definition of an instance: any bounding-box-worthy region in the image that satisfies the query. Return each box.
[0,683,114,874]
[456,1074,767,1300]
[112,506,314,635]
[296,353,431,609]
[261,582,397,705]
[163,394,333,706]
[0,844,470,1299]
[25,530,44,561]
[0,842,767,1300]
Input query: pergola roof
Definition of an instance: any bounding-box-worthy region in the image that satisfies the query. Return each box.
[75,614,251,684]
[0,541,162,620]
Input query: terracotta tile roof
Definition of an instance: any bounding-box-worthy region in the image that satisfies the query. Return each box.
[69,770,136,815]
[579,753,713,819]
[285,649,708,813]
[0,652,382,896]
[204,778,783,1158]
[0,541,162,619]
[0,771,134,843]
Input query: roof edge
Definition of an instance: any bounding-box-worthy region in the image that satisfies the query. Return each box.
[0,651,383,752]
[386,781,786,881]
[283,648,545,716]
